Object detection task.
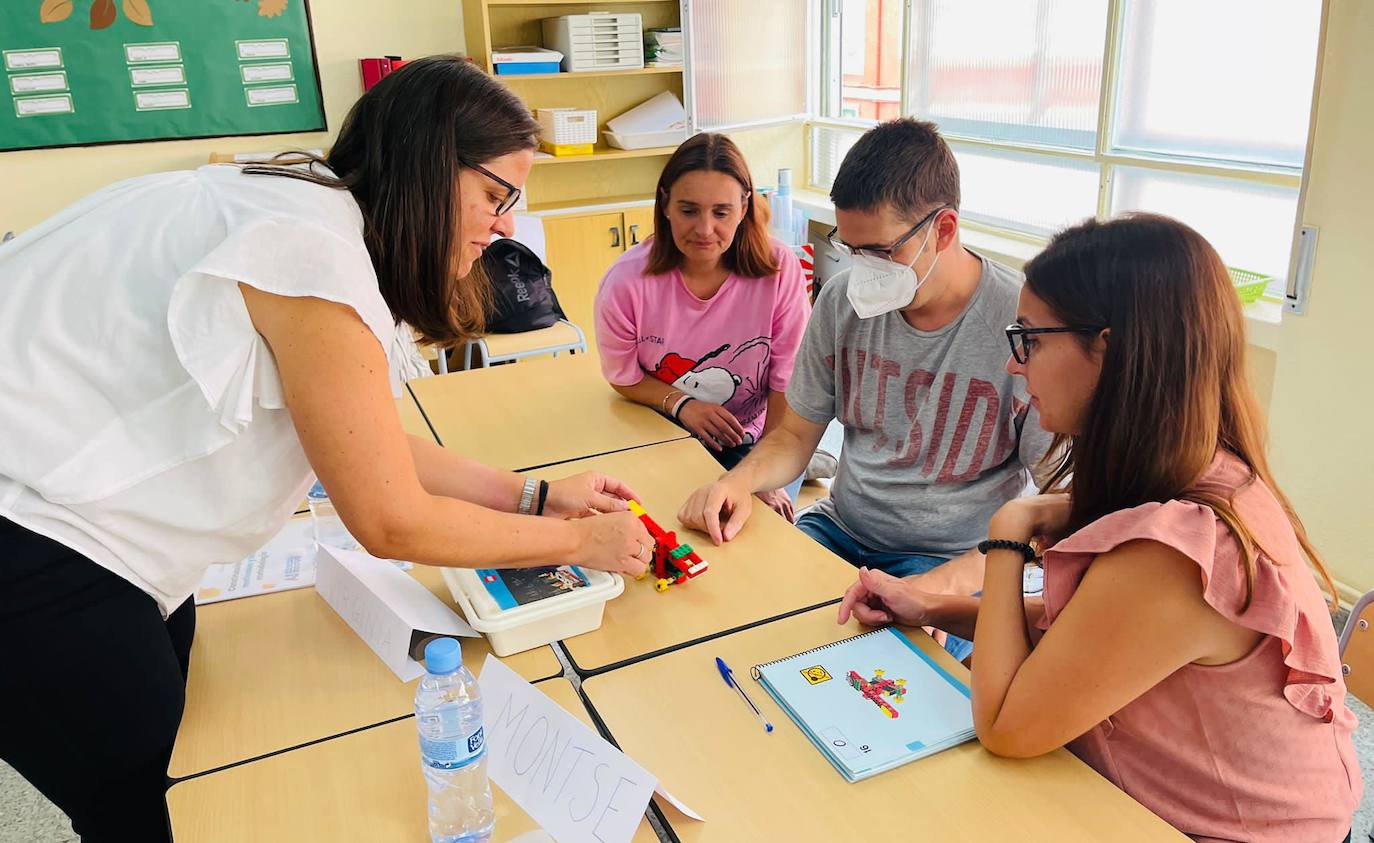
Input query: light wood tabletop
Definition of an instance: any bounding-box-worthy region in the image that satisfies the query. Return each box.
[169,564,562,779]
[546,439,860,675]
[406,353,689,471]
[397,390,435,441]
[168,678,659,843]
[581,606,1186,842]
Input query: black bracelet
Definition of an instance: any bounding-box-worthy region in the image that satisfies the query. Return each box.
[671,396,694,421]
[977,538,1038,563]
[535,479,549,516]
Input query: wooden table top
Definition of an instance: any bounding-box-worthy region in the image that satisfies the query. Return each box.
[547,438,860,674]
[407,354,689,472]
[581,606,1186,841]
[168,678,658,842]
[169,564,561,779]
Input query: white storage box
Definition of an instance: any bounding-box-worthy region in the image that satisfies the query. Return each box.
[542,12,644,72]
[604,127,689,150]
[440,565,623,656]
[537,107,598,146]
[604,92,689,149]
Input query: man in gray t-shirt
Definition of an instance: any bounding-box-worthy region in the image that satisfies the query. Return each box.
[677,119,1049,659]
[789,255,1049,560]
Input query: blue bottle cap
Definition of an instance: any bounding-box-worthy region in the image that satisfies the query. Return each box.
[424,637,462,675]
[308,481,327,500]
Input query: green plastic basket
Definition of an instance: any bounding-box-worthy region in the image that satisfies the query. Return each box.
[1228,267,1273,305]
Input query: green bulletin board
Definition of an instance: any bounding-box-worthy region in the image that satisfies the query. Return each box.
[1,0,326,152]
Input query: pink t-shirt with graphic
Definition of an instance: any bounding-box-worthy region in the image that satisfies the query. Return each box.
[594,238,810,443]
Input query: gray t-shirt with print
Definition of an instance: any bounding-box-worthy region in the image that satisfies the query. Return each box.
[787,252,1052,556]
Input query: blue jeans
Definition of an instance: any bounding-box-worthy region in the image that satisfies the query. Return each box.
[796,510,975,662]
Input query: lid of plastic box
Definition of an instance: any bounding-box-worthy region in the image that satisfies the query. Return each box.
[441,565,623,634]
[492,46,564,63]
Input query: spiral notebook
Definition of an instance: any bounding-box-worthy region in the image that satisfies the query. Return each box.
[750,627,975,782]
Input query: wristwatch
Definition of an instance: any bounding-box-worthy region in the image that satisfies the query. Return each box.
[517,476,538,515]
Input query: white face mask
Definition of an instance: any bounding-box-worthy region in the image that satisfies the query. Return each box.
[845,222,941,319]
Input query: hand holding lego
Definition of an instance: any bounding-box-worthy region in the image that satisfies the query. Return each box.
[837,566,940,628]
[568,510,653,577]
[677,476,752,545]
[755,488,795,523]
[544,471,640,519]
[677,400,747,452]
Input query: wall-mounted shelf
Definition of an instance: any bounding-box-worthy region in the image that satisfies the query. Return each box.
[533,145,679,166]
[498,66,683,81]
[487,0,676,5]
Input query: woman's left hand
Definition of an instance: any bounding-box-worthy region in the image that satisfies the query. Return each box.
[543,472,641,519]
[988,493,1072,546]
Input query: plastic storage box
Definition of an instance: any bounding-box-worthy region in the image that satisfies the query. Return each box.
[542,12,644,72]
[604,127,689,150]
[1228,267,1273,304]
[537,107,597,156]
[440,565,623,656]
[492,46,564,76]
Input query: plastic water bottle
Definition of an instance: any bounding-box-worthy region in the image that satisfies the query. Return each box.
[416,638,494,843]
[306,480,359,551]
[771,167,796,246]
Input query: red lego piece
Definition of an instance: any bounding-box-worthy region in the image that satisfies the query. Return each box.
[629,500,709,592]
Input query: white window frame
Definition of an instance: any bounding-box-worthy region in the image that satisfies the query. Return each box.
[807,0,1328,311]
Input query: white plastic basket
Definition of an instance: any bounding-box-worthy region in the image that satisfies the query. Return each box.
[440,565,623,656]
[536,108,597,146]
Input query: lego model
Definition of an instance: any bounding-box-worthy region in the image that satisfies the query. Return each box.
[628,500,709,592]
[847,668,908,719]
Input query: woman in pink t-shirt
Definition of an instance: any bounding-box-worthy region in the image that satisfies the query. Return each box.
[595,134,810,518]
[838,214,1360,841]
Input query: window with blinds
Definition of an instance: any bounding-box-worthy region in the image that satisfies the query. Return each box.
[811,0,1323,304]
[688,0,810,131]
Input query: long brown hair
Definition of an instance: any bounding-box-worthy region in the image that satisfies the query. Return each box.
[1026,213,1336,610]
[646,133,779,278]
[243,56,539,346]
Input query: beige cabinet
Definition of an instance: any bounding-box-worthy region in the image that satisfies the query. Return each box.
[542,205,658,346]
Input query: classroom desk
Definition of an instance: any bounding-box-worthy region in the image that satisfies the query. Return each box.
[581,607,1186,842]
[397,390,435,441]
[169,564,562,779]
[407,353,689,471]
[167,679,659,843]
[550,439,860,675]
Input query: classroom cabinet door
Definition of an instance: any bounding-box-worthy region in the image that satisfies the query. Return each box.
[542,212,627,345]
[622,206,656,250]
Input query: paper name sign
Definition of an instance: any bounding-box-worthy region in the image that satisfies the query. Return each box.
[314,547,476,681]
[480,656,703,842]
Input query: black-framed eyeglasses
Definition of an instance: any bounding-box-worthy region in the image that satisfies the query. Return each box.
[1004,323,1105,364]
[826,205,948,260]
[462,160,521,216]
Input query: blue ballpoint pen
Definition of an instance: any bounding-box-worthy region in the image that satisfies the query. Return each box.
[715,656,773,733]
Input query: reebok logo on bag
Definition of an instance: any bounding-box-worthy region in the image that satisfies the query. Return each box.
[482,238,566,334]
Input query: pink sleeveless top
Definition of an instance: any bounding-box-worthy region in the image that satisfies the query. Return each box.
[1038,452,1361,842]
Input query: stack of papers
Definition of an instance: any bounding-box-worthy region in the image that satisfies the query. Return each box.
[645,27,682,66]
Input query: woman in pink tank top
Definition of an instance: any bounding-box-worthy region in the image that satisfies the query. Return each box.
[838,214,1361,841]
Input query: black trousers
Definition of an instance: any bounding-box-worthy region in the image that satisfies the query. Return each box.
[0,515,194,842]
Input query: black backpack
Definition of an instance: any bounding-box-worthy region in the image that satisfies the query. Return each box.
[482,238,566,334]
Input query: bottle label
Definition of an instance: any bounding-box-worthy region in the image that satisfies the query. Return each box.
[419,717,484,769]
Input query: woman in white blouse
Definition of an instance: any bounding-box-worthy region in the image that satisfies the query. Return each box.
[0,56,651,841]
